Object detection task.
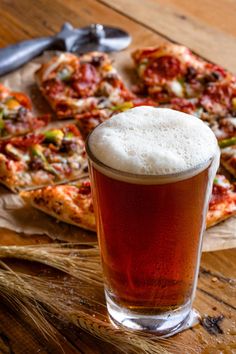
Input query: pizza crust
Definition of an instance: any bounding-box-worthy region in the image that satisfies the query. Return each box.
[206,202,236,228]
[20,182,96,232]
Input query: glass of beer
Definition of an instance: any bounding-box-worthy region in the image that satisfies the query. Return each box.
[86,107,220,336]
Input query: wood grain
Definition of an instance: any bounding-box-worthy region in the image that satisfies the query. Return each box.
[0,0,162,48]
[100,0,236,72]
[0,303,76,354]
[154,0,236,36]
[0,0,235,353]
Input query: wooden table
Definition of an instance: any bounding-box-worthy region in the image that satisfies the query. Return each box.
[0,1,236,353]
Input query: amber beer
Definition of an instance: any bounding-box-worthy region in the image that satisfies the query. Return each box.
[86,107,219,335]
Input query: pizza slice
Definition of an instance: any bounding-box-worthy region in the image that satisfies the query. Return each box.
[132,44,236,120]
[206,174,236,228]
[0,83,50,138]
[20,179,96,232]
[35,52,134,119]
[0,124,88,192]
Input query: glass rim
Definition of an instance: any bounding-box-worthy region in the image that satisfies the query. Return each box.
[86,132,216,184]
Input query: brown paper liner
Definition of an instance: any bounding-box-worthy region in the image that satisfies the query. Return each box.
[0,53,235,252]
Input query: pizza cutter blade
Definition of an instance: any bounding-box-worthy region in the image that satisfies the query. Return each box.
[0,23,132,76]
[71,24,132,53]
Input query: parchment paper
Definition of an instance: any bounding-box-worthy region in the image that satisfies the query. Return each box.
[0,54,235,252]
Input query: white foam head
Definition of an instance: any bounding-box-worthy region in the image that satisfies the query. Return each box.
[88,107,219,179]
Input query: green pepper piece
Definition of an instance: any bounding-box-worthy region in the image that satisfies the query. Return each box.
[64,132,74,139]
[111,101,134,112]
[31,144,45,158]
[0,118,5,131]
[43,129,64,145]
[0,108,3,119]
[31,144,59,176]
[0,107,7,120]
[218,137,236,148]
[58,67,72,81]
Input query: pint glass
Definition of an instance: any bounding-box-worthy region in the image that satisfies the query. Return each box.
[86,107,219,336]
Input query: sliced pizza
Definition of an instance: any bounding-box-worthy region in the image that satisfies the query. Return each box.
[35,52,134,119]
[0,83,50,138]
[132,44,236,120]
[206,174,236,228]
[20,179,96,232]
[0,124,88,192]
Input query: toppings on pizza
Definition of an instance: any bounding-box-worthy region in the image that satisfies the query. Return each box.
[219,136,236,148]
[165,97,198,115]
[36,52,134,119]
[207,174,236,227]
[0,124,88,192]
[20,179,96,232]
[76,109,110,139]
[199,80,236,118]
[0,84,50,138]
[132,44,236,121]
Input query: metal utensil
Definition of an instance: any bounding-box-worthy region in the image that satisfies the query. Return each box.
[0,23,131,76]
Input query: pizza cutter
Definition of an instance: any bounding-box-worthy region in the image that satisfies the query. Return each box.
[0,23,131,76]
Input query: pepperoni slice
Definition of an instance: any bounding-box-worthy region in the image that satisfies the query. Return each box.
[72,63,100,96]
[44,79,66,97]
[145,56,181,83]
[80,63,100,83]
[78,182,91,195]
[169,98,197,114]
[0,134,45,153]
[10,134,45,148]
[200,83,233,114]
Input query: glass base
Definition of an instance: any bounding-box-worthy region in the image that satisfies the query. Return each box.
[106,291,192,337]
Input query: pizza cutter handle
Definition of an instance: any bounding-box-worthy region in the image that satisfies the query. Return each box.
[0,36,61,76]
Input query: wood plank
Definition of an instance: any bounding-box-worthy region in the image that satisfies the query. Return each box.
[201,249,236,279]
[0,0,163,48]
[198,270,236,311]
[99,0,236,72]
[147,0,236,37]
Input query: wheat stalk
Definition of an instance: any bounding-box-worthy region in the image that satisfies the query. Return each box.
[0,243,103,286]
[0,243,188,353]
